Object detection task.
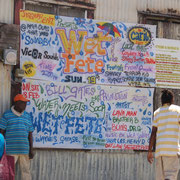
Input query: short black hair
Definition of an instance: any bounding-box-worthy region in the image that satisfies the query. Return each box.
[161,89,174,105]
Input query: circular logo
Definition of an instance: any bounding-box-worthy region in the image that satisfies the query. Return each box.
[128,27,151,46]
[22,61,36,77]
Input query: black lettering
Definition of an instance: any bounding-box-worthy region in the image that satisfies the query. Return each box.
[65,75,70,82]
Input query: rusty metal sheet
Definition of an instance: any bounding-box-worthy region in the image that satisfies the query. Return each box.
[95,0,180,23]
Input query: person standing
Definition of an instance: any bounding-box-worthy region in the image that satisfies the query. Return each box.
[0,133,4,159]
[0,94,34,180]
[147,89,180,180]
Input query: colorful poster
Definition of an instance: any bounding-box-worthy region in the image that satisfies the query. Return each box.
[22,79,154,149]
[20,10,156,87]
[155,38,180,89]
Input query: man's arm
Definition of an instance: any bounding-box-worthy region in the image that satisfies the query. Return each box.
[28,132,34,159]
[147,126,157,164]
[0,129,5,136]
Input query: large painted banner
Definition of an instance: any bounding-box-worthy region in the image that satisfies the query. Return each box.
[155,38,180,89]
[20,10,156,87]
[22,79,154,149]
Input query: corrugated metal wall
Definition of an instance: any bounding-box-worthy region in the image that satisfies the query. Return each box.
[0,24,20,117]
[13,1,180,180]
[15,149,157,180]
[0,0,14,24]
[95,0,180,23]
[138,0,180,14]
[0,0,14,117]
[0,62,11,118]
[95,0,137,22]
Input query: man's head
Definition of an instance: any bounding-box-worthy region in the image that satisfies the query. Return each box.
[14,94,29,113]
[161,89,174,105]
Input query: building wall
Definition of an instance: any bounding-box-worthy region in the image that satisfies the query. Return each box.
[25,3,86,18]
[0,0,14,24]
[0,0,14,116]
[16,149,157,180]
[95,0,180,23]
[137,0,180,15]
[0,24,20,117]
[0,62,11,117]
[95,0,137,23]
[13,1,180,180]
[24,0,96,18]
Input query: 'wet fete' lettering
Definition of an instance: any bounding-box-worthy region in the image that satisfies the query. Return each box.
[20,10,156,87]
[22,79,154,149]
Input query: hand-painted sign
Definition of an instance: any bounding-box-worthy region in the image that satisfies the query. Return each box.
[155,38,180,89]
[22,79,154,149]
[20,10,156,87]
[128,27,151,46]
